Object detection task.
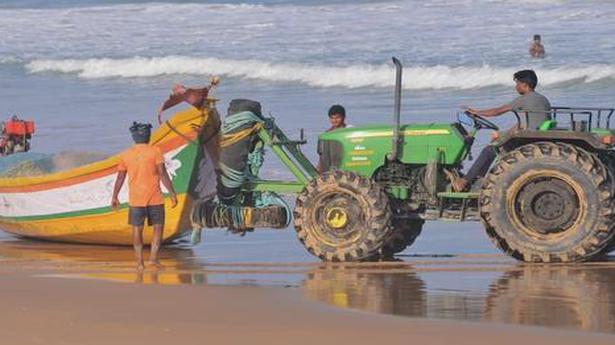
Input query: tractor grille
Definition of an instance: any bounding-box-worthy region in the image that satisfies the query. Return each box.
[318,139,343,171]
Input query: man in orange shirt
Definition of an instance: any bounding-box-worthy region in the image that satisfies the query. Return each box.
[111,122,177,271]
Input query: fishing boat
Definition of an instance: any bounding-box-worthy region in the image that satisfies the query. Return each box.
[0,103,220,245]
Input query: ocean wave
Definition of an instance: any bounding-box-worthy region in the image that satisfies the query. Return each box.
[485,0,566,4]
[0,56,23,64]
[25,56,615,90]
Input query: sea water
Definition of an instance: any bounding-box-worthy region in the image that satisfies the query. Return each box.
[0,0,614,258]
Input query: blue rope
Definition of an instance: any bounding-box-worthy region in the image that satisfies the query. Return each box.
[215,111,292,229]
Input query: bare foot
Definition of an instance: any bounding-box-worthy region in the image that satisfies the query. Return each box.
[443,169,469,192]
[148,260,164,270]
[451,178,468,192]
[136,263,145,272]
[134,271,144,284]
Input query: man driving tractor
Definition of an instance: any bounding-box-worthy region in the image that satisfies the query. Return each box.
[447,69,551,192]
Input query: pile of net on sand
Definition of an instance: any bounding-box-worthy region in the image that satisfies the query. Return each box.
[0,151,109,178]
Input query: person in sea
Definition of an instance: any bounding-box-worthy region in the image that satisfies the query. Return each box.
[111,122,178,271]
[446,69,551,192]
[317,104,352,172]
[529,34,546,58]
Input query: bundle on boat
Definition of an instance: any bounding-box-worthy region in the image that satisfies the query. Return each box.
[190,99,291,233]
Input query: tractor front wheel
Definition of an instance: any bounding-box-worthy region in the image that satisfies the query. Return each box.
[480,142,615,262]
[294,170,392,261]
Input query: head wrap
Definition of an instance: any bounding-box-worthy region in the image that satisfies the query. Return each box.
[130,122,153,144]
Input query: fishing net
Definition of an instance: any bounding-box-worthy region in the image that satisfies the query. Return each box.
[0,151,109,177]
[190,99,291,237]
[191,198,289,230]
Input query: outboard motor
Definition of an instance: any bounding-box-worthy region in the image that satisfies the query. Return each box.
[0,115,35,156]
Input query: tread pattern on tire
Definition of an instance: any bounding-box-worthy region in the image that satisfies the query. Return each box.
[294,170,392,262]
[598,151,615,255]
[479,142,615,262]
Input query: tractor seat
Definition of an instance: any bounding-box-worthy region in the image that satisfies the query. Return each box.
[538,120,557,131]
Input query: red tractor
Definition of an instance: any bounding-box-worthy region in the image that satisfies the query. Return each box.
[0,116,35,156]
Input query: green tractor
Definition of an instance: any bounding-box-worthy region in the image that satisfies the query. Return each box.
[193,58,615,263]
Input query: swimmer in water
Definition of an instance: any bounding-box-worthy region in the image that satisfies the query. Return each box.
[529,34,546,58]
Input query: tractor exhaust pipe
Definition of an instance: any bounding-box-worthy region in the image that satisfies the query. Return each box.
[388,57,403,162]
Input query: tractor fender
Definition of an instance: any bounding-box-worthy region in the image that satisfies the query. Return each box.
[493,130,608,153]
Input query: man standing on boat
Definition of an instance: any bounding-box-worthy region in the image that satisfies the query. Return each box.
[111,122,178,271]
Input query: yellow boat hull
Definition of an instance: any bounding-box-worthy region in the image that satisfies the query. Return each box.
[0,194,193,245]
[0,105,221,245]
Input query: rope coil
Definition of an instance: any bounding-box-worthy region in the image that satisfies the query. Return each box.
[191,110,291,237]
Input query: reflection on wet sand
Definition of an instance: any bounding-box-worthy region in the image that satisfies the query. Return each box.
[0,239,207,285]
[485,265,615,333]
[2,238,614,333]
[304,263,427,317]
[302,261,615,333]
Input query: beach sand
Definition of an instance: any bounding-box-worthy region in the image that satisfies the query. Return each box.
[1,271,615,345]
[1,239,614,345]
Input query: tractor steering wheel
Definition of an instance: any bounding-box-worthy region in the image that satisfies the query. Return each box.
[464,111,499,131]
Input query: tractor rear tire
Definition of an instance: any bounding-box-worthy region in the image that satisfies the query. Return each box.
[598,151,615,255]
[479,142,615,262]
[294,170,392,262]
[382,219,424,257]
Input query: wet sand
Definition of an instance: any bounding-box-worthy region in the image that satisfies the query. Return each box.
[1,235,615,344]
[1,271,614,345]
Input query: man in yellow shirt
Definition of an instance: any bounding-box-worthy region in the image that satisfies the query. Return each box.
[111,122,177,271]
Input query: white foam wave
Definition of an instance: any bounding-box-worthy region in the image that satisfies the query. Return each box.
[242,22,275,29]
[486,0,566,4]
[0,56,22,64]
[25,56,615,90]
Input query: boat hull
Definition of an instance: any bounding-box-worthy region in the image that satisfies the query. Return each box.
[0,107,219,245]
[0,193,193,245]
